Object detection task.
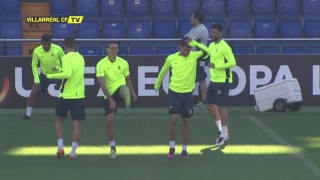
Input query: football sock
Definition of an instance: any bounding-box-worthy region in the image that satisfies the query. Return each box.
[216,120,222,132]
[222,126,228,137]
[26,107,33,117]
[70,142,78,155]
[170,141,175,148]
[109,140,116,148]
[57,138,64,150]
[182,145,187,151]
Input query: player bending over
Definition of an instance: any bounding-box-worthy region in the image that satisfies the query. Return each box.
[96,41,138,159]
[154,37,209,159]
[190,23,236,146]
[46,37,86,159]
[23,34,65,119]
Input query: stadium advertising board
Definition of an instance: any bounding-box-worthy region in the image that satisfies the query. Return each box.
[0,55,319,108]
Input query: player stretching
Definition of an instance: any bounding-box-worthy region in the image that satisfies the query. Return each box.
[154,37,208,159]
[46,37,85,159]
[96,41,137,158]
[190,24,236,146]
[23,34,65,119]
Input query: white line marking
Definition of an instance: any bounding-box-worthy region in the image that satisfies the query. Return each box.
[250,116,320,177]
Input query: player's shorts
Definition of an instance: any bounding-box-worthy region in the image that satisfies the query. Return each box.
[103,87,123,116]
[55,98,85,120]
[206,82,230,107]
[196,63,207,82]
[39,72,62,93]
[168,89,193,118]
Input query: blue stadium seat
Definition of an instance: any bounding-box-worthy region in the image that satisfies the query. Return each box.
[0,42,4,56]
[126,0,150,15]
[104,42,128,55]
[102,16,126,38]
[1,0,21,15]
[256,42,280,54]
[6,42,22,56]
[302,0,320,14]
[127,16,151,38]
[205,15,227,37]
[100,0,124,16]
[251,0,275,14]
[52,23,75,38]
[254,15,277,38]
[130,42,154,55]
[201,0,225,15]
[278,15,302,38]
[75,0,99,15]
[228,14,252,38]
[50,0,74,15]
[177,15,193,38]
[176,0,200,15]
[151,0,175,15]
[78,42,103,56]
[1,17,22,39]
[77,16,100,38]
[152,16,176,38]
[282,42,305,54]
[306,42,320,54]
[226,0,250,14]
[154,42,179,55]
[232,42,255,54]
[276,0,301,15]
[304,15,320,38]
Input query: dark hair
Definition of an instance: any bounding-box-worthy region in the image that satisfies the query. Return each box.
[211,23,223,32]
[64,36,76,48]
[108,41,119,47]
[41,34,51,42]
[193,11,204,23]
[180,37,192,48]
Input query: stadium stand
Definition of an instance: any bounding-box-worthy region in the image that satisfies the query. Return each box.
[0,0,319,56]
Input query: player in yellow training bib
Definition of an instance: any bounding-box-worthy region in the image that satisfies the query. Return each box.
[96,41,138,159]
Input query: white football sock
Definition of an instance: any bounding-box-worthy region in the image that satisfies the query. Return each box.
[170,141,175,148]
[221,126,228,138]
[26,107,33,117]
[109,140,116,147]
[57,138,64,150]
[70,142,78,155]
[182,145,187,151]
[216,120,222,132]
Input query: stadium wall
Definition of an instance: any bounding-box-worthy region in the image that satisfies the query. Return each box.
[0,55,319,108]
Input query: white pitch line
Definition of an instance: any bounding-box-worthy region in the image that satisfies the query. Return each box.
[249,116,320,177]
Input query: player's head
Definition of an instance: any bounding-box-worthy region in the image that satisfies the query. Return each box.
[190,11,204,26]
[210,23,223,42]
[64,36,76,49]
[179,37,192,57]
[106,41,119,57]
[41,34,52,52]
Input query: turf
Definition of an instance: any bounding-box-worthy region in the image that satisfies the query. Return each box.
[0,107,319,180]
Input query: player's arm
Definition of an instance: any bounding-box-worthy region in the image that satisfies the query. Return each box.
[47,58,72,79]
[189,40,210,59]
[215,45,236,69]
[96,63,113,100]
[124,62,136,94]
[31,51,40,83]
[154,57,171,90]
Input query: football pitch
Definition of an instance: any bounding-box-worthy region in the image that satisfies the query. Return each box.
[0,107,319,180]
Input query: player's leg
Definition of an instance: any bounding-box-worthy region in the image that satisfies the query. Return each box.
[69,98,85,159]
[55,98,69,157]
[104,95,120,158]
[215,82,230,146]
[194,65,207,108]
[167,89,180,159]
[180,92,193,159]
[205,82,223,133]
[23,73,47,119]
[119,85,131,108]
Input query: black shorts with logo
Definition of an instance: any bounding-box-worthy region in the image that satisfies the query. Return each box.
[104,87,123,116]
[168,89,193,118]
[39,72,62,92]
[55,98,85,120]
[206,82,230,107]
